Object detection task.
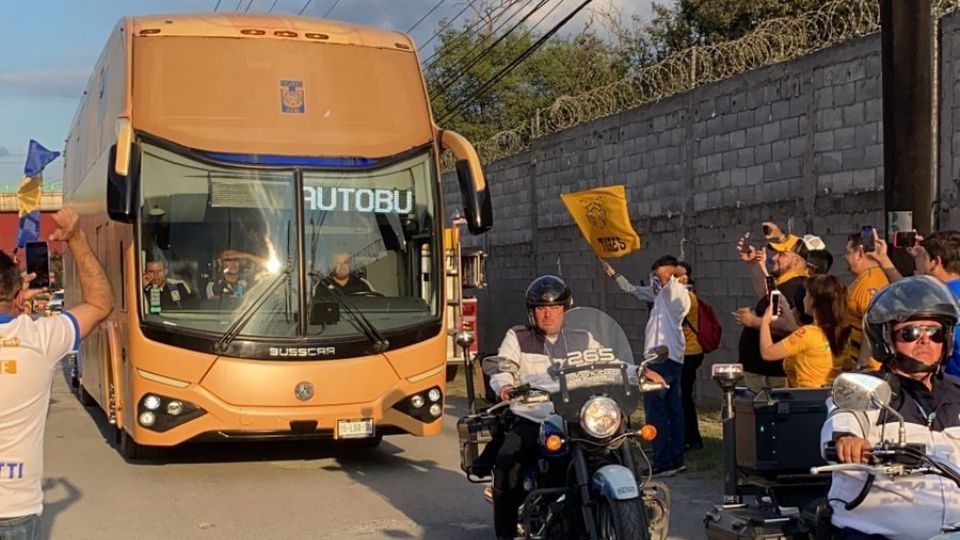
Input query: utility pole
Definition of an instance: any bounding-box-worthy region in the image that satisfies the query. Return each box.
[880,0,935,237]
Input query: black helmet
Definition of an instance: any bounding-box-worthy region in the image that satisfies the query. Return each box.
[864,276,959,365]
[525,275,573,311]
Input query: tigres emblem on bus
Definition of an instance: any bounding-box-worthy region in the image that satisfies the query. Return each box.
[580,197,607,230]
[280,80,305,114]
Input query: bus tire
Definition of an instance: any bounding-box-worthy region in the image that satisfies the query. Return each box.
[445,364,458,382]
[118,429,162,462]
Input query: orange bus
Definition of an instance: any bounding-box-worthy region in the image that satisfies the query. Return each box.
[62,13,491,459]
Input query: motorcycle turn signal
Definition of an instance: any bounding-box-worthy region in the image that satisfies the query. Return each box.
[639,424,658,441]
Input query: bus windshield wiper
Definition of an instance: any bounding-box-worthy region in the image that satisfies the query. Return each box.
[312,273,389,353]
[215,269,291,354]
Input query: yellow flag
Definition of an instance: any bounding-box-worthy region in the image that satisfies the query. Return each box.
[561,185,641,259]
[16,172,42,217]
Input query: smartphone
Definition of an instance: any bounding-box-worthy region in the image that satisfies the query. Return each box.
[860,226,876,253]
[25,241,50,289]
[764,275,776,294]
[740,231,753,254]
[769,290,784,321]
[893,230,917,248]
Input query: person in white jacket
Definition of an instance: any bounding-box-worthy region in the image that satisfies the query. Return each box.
[821,276,960,540]
[603,255,691,477]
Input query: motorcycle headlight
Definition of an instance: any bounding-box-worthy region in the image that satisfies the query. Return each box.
[579,396,622,439]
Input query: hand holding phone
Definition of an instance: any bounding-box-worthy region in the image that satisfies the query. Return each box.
[860,226,876,253]
[739,232,753,254]
[25,242,50,290]
[769,290,784,321]
[893,230,917,248]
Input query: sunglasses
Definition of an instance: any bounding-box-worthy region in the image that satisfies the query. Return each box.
[894,325,945,344]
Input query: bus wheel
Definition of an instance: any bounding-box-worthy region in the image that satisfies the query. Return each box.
[445,364,458,382]
[118,429,162,462]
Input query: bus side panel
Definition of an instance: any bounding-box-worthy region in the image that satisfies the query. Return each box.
[64,21,130,417]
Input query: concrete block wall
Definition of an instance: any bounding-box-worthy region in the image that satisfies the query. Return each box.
[444,13,960,404]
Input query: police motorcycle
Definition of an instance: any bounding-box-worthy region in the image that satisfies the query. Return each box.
[456,306,671,540]
[810,372,960,539]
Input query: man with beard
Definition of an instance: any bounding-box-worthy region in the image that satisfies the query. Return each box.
[732,234,814,392]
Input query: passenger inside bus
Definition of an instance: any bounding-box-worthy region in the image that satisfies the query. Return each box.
[314,251,376,296]
[205,249,268,299]
[142,259,194,311]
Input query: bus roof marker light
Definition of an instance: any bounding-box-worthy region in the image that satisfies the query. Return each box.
[305,33,329,40]
[241,29,266,36]
[395,43,411,50]
[139,28,161,35]
[274,30,298,38]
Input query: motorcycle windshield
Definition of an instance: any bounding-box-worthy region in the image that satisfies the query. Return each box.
[525,307,640,422]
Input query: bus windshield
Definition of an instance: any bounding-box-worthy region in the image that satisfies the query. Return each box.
[138,143,440,343]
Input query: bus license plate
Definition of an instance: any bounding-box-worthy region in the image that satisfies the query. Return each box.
[337,419,374,439]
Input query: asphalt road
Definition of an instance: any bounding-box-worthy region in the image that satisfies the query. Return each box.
[38,368,718,540]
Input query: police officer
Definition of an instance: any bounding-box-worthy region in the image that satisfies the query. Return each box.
[486,275,663,539]
[822,276,960,539]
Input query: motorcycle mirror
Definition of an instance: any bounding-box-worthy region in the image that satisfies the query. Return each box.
[641,345,669,365]
[831,373,893,411]
[481,355,516,376]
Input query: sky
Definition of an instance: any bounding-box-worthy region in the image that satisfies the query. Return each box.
[0,0,653,188]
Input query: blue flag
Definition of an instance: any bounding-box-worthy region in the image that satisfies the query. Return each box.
[23,140,60,177]
[16,140,60,249]
[16,212,40,248]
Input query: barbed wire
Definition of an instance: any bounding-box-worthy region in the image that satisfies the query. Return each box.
[443,0,960,168]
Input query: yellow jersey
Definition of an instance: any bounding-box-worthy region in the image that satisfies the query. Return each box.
[780,325,844,388]
[843,266,889,371]
[683,291,703,356]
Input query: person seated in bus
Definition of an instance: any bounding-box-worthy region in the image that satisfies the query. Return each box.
[143,259,194,311]
[315,252,375,295]
[205,249,267,299]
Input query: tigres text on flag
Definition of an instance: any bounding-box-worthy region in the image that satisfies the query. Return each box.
[560,185,641,259]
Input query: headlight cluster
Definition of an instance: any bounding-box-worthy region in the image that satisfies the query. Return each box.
[579,396,622,439]
[137,393,205,432]
[394,386,444,423]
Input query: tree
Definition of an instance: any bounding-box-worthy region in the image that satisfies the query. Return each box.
[426,11,630,142]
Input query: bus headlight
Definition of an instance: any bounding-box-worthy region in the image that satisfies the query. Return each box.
[166,401,184,416]
[137,394,205,432]
[579,397,621,439]
[427,388,441,402]
[429,403,443,417]
[410,395,425,409]
[393,387,443,423]
[143,394,161,411]
[139,411,157,427]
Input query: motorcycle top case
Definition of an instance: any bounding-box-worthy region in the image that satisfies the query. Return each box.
[734,387,830,479]
[704,505,804,540]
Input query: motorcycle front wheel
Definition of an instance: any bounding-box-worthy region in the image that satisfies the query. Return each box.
[596,496,650,540]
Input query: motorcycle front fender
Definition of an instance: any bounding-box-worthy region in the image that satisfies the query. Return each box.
[591,464,640,501]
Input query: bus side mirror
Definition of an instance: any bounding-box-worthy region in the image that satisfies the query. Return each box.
[107,118,139,223]
[441,130,492,235]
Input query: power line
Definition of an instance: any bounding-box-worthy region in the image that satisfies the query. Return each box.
[459,0,570,96]
[419,0,494,67]
[297,0,313,15]
[431,0,550,97]
[425,0,536,74]
[235,0,244,12]
[244,0,256,12]
[213,0,223,11]
[322,0,340,17]
[438,0,596,124]
[416,0,482,53]
[407,0,450,34]
[268,0,279,12]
